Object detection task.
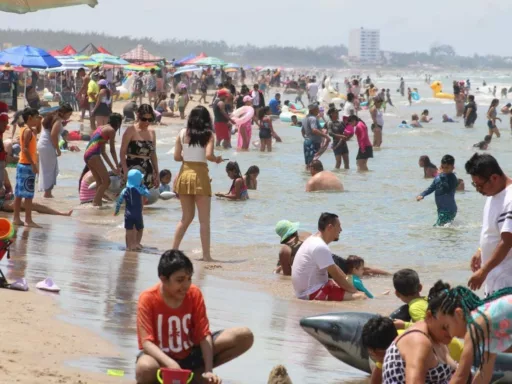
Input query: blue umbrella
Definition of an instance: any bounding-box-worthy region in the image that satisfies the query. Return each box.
[174,54,196,66]
[0,45,62,69]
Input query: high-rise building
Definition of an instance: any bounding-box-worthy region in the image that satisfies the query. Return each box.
[349,28,380,63]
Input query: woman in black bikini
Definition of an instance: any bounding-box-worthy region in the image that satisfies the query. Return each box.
[120,104,160,189]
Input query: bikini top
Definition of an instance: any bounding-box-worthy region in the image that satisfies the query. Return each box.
[382,329,454,384]
[127,140,154,158]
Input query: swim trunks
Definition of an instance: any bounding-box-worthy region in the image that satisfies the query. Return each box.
[303,138,321,166]
[435,210,456,227]
[308,280,345,301]
[14,163,35,199]
[214,122,230,141]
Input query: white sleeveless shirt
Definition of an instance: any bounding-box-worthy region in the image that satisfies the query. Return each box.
[179,128,207,162]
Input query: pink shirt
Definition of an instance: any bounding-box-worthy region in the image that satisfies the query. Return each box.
[344,121,371,151]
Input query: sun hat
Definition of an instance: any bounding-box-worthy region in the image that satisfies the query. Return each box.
[243,95,253,103]
[275,220,300,243]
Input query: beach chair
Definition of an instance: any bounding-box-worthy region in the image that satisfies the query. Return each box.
[0,240,12,288]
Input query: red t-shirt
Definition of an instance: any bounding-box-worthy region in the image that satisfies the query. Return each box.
[137,284,211,360]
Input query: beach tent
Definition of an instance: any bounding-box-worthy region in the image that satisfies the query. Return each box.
[76,43,101,56]
[0,0,97,14]
[183,52,207,65]
[98,46,111,55]
[174,54,196,66]
[48,50,61,57]
[60,45,77,55]
[121,44,161,63]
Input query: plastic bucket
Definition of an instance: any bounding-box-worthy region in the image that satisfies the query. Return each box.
[157,368,194,384]
[0,218,13,241]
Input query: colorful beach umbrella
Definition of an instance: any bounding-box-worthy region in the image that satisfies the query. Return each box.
[47,56,84,71]
[194,57,226,67]
[224,63,240,69]
[89,53,129,65]
[0,45,61,69]
[173,65,203,76]
[0,0,98,14]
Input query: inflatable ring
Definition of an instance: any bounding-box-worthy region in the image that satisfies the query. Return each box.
[231,106,254,126]
[411,92,420,101]
[145,188,160,206]
[160,191,176,200]
[279,112,305,123]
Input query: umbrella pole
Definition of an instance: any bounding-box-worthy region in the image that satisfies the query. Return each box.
[24,72,27,108]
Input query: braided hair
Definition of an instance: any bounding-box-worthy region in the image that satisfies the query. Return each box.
[432,285,512,370]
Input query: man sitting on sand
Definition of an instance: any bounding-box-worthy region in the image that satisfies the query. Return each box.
[305,160,344,192]
[136,250,253,384]
[291,212,366,301]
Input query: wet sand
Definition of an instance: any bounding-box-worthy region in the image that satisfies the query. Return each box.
[1,218,371,383]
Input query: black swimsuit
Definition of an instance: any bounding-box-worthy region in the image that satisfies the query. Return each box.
[126,140,155,188]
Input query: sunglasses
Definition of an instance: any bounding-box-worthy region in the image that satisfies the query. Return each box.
[140,117,154,122]
[471,179,491,190]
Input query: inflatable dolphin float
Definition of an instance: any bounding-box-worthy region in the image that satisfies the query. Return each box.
[300,311,512,383]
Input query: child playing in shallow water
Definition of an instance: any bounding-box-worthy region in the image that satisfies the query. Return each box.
[258,107,281,152]
[115,169,150,251]
[215,161,249,200]
[345,255,374,298]
[244,165,259,190]
[473,134,491,150]
[416,154,458,226]
[158,169,172,193]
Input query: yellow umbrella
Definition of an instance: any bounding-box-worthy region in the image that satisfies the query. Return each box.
[0,0,97,13]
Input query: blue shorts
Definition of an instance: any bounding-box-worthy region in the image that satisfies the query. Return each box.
[125,215,144,230]
[303,139,321,165]
[15,163,35,199]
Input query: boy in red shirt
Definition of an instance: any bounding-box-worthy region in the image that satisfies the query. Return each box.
[136,250,253,384]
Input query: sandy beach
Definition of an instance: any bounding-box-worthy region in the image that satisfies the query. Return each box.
[0,289,132,384]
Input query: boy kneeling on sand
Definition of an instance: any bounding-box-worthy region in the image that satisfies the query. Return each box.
[136,250,254,384]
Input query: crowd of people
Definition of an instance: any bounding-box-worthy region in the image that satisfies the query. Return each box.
[4,64,512,384]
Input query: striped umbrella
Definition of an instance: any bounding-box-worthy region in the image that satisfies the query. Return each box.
[49,55,85,71]
[0,0,97,13]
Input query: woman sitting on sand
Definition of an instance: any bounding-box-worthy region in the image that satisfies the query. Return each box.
[154,93,175,118]
[418,155,438,178]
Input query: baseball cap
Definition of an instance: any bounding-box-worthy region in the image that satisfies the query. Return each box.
[243,95,253,103]
[217,88,230,98]
[275,220,300,243]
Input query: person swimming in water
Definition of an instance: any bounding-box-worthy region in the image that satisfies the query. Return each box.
[418,155,438,178]
[420,109,432,123]
[215,161,249,200]
[473,135,492,150]
[442,114,456,123]
[410,114,422,128]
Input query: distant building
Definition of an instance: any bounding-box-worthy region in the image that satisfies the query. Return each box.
[349,28,380,63]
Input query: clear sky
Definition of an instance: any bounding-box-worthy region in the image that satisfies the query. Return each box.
[0,0,510,56]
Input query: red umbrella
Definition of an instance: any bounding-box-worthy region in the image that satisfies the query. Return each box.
[98,46,111,55]
[183,52,207,65]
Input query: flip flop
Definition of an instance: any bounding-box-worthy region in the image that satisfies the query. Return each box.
[36,278,60,293]
[9,278,28,291]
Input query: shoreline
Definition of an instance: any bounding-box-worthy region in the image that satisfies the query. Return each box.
[0,288,133,384]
